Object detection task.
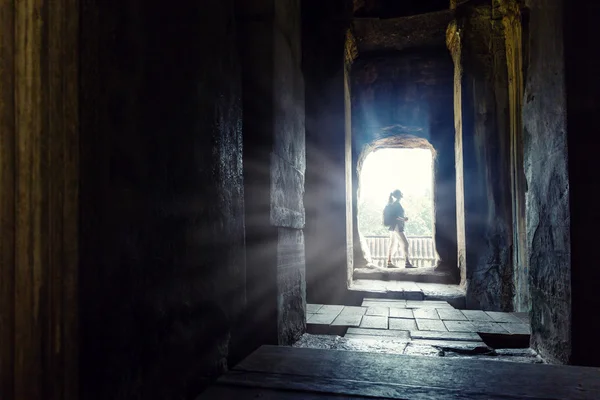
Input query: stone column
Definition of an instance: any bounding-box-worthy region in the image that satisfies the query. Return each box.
[448,3,514,311]
[236,0,307,346]
[497,0,530,312]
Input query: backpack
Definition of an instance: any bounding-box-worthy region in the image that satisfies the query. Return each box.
[383,203,395,227]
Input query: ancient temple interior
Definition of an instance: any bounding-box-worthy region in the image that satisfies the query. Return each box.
[1,0,599,399]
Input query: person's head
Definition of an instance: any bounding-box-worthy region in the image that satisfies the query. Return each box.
[388,189,403,204]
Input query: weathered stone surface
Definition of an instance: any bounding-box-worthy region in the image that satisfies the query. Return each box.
[271,153,305,229]
[79,1,246,398]
[360,315,388,329]
[452,3,514,312]
[238,0,307,351]
[416,319,447,332]
[436,309,467,321]
[389,318,418,331]
[303,0,354,306]
[278,229,307,344]
[365,306,389,316]
[522,0,572,364]
[413,308,441,320]
[389,308,414,319]
[347,328,410,339]
[352,9,455,53]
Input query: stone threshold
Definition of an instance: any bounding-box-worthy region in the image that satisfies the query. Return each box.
[353,265,454,284]
[349,279,466,308]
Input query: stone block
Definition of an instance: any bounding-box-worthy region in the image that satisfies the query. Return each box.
[461,310,493,321]
[331,313,363,327]
[500,323,531,335]
[273,28,305,172]
[360,316,388,329]
[437,309,467,321]
[366,307,390,316]
[485,311,523,324]
[389,318,418,331]
[317,305,344,314]
[306,304,323,313]
[416,319,447,332]
[413,308,440,320]
[270,153,305,229]
[346,328,410,339]
[277,228,306,344]
[444,320,476,333]
[389,308,414,319]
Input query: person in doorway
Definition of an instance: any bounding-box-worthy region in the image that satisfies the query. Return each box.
[385,189,415,268]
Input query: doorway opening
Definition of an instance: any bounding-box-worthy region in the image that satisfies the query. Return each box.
[357,148,437,268]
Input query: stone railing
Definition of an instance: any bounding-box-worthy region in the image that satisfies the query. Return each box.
[363,235,437,268]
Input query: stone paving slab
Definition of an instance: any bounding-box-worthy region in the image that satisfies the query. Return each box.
[388,318,418,331]
[389,308,414,319]
[413,308,440,320]
[461,310,493,321]
[409,330,482,342]
[338,306,367,315]
[307,303,531,345]
[308,313,341,325]
[361,301,406,309]
[317,305,345,315]
[360,315,388,329]
[415,319,447,332]
[486,311,523,324]
[499,323,531,334]
[346,328,410,339]
[443,320,476,333]
[470,321,509,334]
[331,313,363,327]
[365,306,389,316]
[436,308,467,321]
[307,304,323,313]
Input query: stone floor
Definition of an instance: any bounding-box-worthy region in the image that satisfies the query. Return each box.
[349,279,466,307]
[303,298,537,363]
[353,265,453,284]
[200,345,600,399]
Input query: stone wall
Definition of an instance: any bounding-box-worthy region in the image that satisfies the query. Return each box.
[79,1,246,398]
[450,4,515,311]
[351,49,458,275]
[236,0,307,347]
[303,0,357,305]
[521,0,571,364]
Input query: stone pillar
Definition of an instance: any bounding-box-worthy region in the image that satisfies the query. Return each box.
[448,3,514,310]
[236,0,307,346]
[79,1,246,397]
[446,20,467,287]
[303,0,354,306]
[497,0,530,312]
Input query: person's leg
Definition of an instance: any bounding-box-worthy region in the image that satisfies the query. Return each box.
[387,230,398,265]
[399,231,414,267]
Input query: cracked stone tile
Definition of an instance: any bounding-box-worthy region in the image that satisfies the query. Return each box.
[416,319,448,331]
[499,323,531,334]
[307,304,323,313]
[389,308,414,319]
[366,306,390,316]
[360,315,388,329]
[462,310,493,321]
[437,308,467,321]
[389,318,418,331]
[444,320,476,332]
[413,308,440,320]
[486,311,524,324]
